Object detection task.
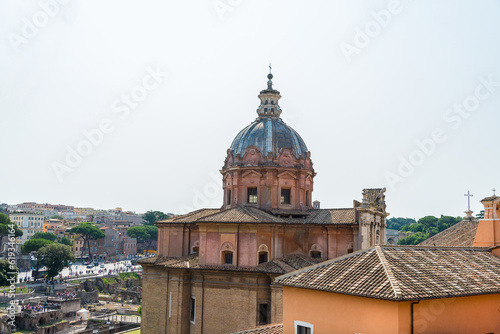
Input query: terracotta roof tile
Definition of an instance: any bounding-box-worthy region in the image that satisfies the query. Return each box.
[481,195,500,202]
[200,206,286,223]
[231,323,283,334]
[140,254,317,275]
[276,246,500,301]
[304,209,355,224]
[156,206,356,226]
[419,220,479,247]
[156,209,220,224]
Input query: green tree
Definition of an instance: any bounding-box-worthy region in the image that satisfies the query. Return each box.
[408,223,426,233]
[437,215,461,232]
[397,232,428,245]
[0,260,17,286]
[142,211,169,225]
[386,217,417,231]
[38,243,75,279]
[70,222,105,261]
[417,216,439,236]
[32,232,58,242]
[21,239,54,279]
[127,225,158,253]
[0,213,23,247]
[59,236,73,246]
[50,215,63,219]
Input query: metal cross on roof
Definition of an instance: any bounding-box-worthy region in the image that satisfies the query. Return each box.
[269,63,272,74]
[464,190,473,211]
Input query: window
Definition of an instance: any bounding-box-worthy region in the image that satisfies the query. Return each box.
[227,189,231,205]
[281,189,291,205]
[190,297,196,323]
[258,303,269,324]
[192,246,199,253]
[258,252,268,264]
[223,251,233,264]
[310,251,321,259]
[295,321,314,334]
[248,187,258,204]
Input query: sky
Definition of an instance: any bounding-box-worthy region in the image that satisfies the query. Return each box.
[1,0,499,220]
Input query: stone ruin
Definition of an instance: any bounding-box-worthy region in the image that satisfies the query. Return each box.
[72,276,142,305]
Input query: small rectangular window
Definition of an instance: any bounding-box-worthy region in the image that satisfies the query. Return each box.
[281,189,291,205]
[227,189,232,205]
[295,321,313,334]
[224,252,233,264]
[190,297,196,323]
[258,252,268,264]
[258,303,269,324]
[310,251,321,259]
[248,187,258,204]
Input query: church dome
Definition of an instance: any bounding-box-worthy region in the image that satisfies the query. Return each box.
[228,70,309,160]
[221,68,315,211]
[230,117,308,159]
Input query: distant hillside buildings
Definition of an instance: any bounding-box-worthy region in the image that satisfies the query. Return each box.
[0,201,151,266]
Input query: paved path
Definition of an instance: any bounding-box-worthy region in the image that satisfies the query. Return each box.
[16,260,143,283]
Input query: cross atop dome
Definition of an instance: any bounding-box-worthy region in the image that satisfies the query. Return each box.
[257,66,282,118]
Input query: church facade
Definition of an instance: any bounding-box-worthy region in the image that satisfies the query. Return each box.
[139,72,389,334]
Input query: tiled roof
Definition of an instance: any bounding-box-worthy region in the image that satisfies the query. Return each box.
[200,206,286,223]
[419,220,479,247]
[276,246,500,301]
[231,323,283,334]
[481,195,500,202]
[139,254,318,275]
[156,209,220,224]
[156,206,356,225]
[302,208,355,224]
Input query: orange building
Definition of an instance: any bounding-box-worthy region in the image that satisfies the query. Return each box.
[474,195,500,248]
[276,245,500,334]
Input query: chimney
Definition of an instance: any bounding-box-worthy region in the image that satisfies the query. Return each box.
[313,200,320,209]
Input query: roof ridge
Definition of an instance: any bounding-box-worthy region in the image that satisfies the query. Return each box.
[275,247,373,282]
[241,206,260,222]
[375,245,401,299]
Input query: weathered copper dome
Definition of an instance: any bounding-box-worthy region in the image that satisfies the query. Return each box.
[229,117,308,160]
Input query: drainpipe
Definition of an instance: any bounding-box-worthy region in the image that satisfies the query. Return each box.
[188,224,191,255]
[321,226,329,260]
[201,273,205,333]
[411,301,420,334]
[236,224,240,267]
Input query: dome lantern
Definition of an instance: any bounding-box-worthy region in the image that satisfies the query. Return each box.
[256,66,282,118]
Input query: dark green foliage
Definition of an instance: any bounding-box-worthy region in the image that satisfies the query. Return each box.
[32,232,58,242]
[0,260,17,286]
[397,215,462,245]
[127,225,158,253]
[386,217,417,231]
[21,238,54,279]
[397,232,428,245]
[59,236,73,246]
[0,213,23,237]
[38,243,75,279]
[50,215,63,219]
[21,239,54,254]
[119,272,140,280]
[70,222,105,259]
[142,211,169,225]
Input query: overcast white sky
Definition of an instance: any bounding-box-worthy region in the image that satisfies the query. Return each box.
[1,0,499,220]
